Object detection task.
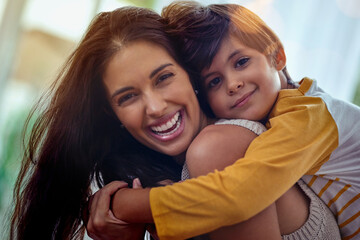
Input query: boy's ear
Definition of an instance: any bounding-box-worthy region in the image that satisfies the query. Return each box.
[275,48,286,70]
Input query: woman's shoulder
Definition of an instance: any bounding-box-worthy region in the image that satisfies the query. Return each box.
[185,119,262,177]
[193,118,264,148]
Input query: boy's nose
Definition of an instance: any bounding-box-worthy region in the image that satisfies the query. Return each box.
[228,81,244,95]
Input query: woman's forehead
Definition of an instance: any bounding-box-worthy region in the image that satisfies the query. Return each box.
[103,41,179,87]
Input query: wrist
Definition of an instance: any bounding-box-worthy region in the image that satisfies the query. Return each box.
[112,187,153,223]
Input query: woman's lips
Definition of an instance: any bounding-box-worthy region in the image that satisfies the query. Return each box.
[231,90,255,109]
[148,110,185,142]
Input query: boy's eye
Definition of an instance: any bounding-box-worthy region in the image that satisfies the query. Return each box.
[117,93,137,106]
[208,77,221,89]
[156,72,174,85]
[235,57,250,68]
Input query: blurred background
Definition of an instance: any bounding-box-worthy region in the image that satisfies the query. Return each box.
[0,0,359,237]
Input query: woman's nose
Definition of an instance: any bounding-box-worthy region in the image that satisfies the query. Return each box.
[145,92,167,117]
[228,79,244,95]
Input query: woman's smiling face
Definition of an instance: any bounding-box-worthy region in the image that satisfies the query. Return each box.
[103,40,205,157]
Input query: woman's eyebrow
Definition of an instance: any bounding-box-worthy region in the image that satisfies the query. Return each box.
[110,63,174,99]
[111,86,134,99]
[149,63,173,78]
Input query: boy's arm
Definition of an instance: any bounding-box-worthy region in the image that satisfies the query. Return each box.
[109,124,257,220]
[109,124,267,226]
[109,124,257,224]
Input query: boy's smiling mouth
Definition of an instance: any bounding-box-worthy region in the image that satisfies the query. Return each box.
[231,89,255,109]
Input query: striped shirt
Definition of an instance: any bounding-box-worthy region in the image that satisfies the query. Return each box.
[300,78,360,239]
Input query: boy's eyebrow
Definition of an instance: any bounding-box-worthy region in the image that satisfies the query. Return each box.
[228,50,241,61]
[149,63,173,78]
[203,50,242,80]
[203,72,216,81]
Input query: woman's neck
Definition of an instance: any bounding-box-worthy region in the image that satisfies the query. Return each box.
[173,151,187,164]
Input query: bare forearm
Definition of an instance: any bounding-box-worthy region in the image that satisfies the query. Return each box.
[111,187,153,223]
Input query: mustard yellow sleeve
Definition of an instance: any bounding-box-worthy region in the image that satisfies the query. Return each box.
[150,90,338,240]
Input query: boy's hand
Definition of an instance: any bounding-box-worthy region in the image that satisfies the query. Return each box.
[85,180,146,240]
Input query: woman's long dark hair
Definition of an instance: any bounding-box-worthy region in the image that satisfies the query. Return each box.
[10,7,183,240]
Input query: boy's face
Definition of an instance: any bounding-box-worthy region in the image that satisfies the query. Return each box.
[201,34,286,122]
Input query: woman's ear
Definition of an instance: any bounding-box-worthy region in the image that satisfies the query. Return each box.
[275,48,286,71]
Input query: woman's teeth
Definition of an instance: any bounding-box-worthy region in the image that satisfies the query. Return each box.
[151,112,181,135]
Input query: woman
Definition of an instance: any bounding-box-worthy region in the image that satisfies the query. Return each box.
[10,7,189,240]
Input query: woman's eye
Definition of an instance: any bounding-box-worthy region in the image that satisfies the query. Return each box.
[157,73,174,84]
[208,77,221,89]
[117,93,136,105]
[235,57,250,68]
